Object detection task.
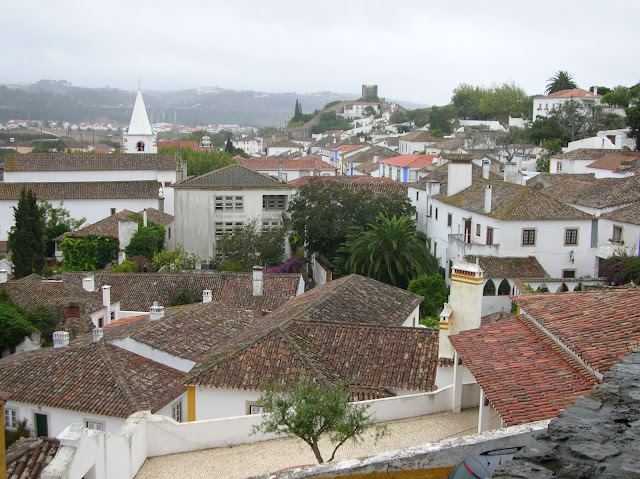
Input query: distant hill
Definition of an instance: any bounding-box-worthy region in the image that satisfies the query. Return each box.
[0,80,427,128]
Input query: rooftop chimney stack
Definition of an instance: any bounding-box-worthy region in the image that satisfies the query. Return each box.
[202,290,212,303]
[182,160,188,181]
[447,159,473,197]
[0,270,7,284]
[53,331,70,348]
[278,161,284,182]
[82,275,95,292]
[158,187,165,213]
[484,185,492,214]
[149,301,165,321]
[253,266,264,297]
[102,285,111,308]
[143,210,148,227]
[482,160,490,179]
[93,327,104,342]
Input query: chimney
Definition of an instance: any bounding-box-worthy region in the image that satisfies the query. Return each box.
[482,160,490,179]
[149,301,165,321]
[373,155,379,163]
[593,86,598,96]
[447,159,473,197]
[101,285,111,308]
[0,270,7,284]
[181,160,188,181]
[93,327,104,342]
[143,210,148,227]
[504,162,522,184]
[158,187,165,213]
[253,266,264,297]
[278,161,284,181]
[53,331,70,348]
[82,275,94,292]
[202,290,212,303]
[484,185,492,214]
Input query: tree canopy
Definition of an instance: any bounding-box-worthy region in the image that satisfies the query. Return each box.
[9,189,45,278]
[252,377,384,463]
[125,219,165,261]
[158,146,237,177]
[346,214,438,289]
[545,71,579,94]
[407,274,449,321]
[39,200,86,257]
[215,220,285,270]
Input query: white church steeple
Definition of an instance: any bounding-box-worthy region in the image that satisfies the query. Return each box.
[123,88,157,154]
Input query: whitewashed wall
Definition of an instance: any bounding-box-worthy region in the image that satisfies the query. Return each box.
[4,170,176,184]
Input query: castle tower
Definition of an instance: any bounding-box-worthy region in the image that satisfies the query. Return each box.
[438,259,484,360]
[123,88,157,154]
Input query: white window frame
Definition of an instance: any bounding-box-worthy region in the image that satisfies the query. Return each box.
[5,407,18,429]
[263,195,287,211]
[172,401,182,423]
[612,225,623,244]
[522,228,536,246]
[85,420,105,431]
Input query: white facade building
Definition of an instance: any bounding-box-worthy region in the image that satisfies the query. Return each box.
[532,88,602,122]
[123,88,157,154]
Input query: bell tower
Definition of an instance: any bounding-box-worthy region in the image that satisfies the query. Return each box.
[123,88,157,154]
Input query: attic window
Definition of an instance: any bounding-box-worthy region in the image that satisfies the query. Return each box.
[136,141,145,152]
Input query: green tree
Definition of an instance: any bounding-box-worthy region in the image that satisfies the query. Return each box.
[125,220,165,261]
[169,288,202,306]
[288,179,415,265]
[9,189,45,278]
[310,111,352,134]
[601,86,633,108]
[545,71,578,94]
[626,105,640,151]
[427,105,456,134]
[536,139,563,173]
[407,274,449,321]
[39,200,86,257]
[599,253,640,285]
[252,377,384,464]
[0,301,35,351]
[59,234,119,271]
[216,220,285,270]
[452,83,483,119]
[347,214,437,289]
[151,244,201,272]
[479,83,532,120]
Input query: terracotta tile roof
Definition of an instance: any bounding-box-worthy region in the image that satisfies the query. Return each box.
[6,437,60,479]
[411,163,501,191]
[437,179,593,221]
[587,153,640,171]
[174,164,294,190]
[238,156,334,170]
[354,161,381,174]
[374,137,400,147]
[554,149,610,161]
[399,131,440,143]
[0,340,185,418]
[542,89,602,99]
[514,287,640,374]
[157,140,199,150]
[0,181,162,200]
[268,139,303,149]
[450,315,597,426]
[600,202,640,225]
[4,153,175,171]
[288,176,403,195]
[380,154,438,168]
[57,208,173,240]
[344,145,397,164]
[480,310,511,327]
[61,271,300,312]
[464,255,549,279]
[540,175,640,209]
[130,301,264,361]
[332,145,368,153]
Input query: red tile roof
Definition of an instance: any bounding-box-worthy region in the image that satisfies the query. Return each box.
[451,315,597,426]
[0,181,162,200]
[587,153,640,171]
[380,154,438,167]
[6,437,60,479]
[0,341,185,418]
[543,89,602,99]
[4,153,175,171]
[56,208,173,240]
[238,156,335,171]
[464,256,549,279]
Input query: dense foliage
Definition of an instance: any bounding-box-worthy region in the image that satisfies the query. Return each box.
[252,377,384,463]
[169,288,202,306]
[267,255,307,274]
[59,234,119,271]
[346,215,438,289]
[39,200,86,257]
[0,290,58,350]
[125,219,165,261]
[216,220,285,270]
[289,178,415,266]
[151,244,201,272]
[599,253,640,285]
[310,111,352,134]
[158,146,237,177]
[408,274,450,322]
[8,189,45,278]
[111,260,140,273]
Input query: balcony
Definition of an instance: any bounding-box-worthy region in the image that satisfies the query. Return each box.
[449,234,500,257]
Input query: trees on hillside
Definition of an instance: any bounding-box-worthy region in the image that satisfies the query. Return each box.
[252,377,384,464]
[545,71,579,94]
[9,189,45,278]
[346,214,437,289]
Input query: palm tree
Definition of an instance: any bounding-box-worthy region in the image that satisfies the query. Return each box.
[346,214,438,289]
[545,71,579,95]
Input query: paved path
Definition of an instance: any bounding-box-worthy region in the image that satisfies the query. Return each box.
[135,408,501,479]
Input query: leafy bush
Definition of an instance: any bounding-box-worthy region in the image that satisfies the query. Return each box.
[5,418,30,448]
[125,221,165,260]
[0,302,35,350]
[169,288,202,306]
[59,234,119,271]
[267,256,306,274]
[408,274,450,319]
[218,259,248,272]
[128,255,150,272]
[111,260,140,273]
[599,253,640,285]
[151,244,201,272]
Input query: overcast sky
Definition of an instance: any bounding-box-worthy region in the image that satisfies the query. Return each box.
[3,0,639,106]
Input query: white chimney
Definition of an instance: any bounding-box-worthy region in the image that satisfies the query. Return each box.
[504,162,521,184]
[484,185,492,214]
[278,161,284,181]
[373,155,379,163]
[143,210,148,227]
[447,159,473,197]
[0,269,7,284]
[482,160,490,179]
[202,290,212,303]
[82,275,94,292]
[53,331,70,348]
[182,160,188,181]
[253,266,264,297]
[149,301,165,321]
[93,327,104,342]
[158,187,165,213]
[615,135,623,149]
[102,285,111,308]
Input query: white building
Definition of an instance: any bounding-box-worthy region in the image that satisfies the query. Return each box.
[237,155,336,182]
[173,164,294,261]
[232,135,264,156]
[532,88,602,122]
[123,88,157,154]
[398,131,439,155]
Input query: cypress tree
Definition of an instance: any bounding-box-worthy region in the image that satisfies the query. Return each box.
[8,188,45,278]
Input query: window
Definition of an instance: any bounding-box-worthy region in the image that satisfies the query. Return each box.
[249,405,266,415]
[168,227,171,240]
[613,225,623,243]
[172,401,182,422]
[565,228,578,246]
[110,208,116,216]
[416,191,419,201]
[215,195,244,211]
[136,141,145,152]
[486,227,494,245]
[214,221,243,239]
[447,213,452,227]
[556,161,563,172]
[262,221,281,228]
[522,229,536,246]
[263,195,287,210]
[428,205,433,217]
[85,420,105,431]
[435,208,438,220]
[562,270,576,279]
[433,241,437,257]
[476,224,481,236]
[396,169,401,182]
[5,408,17,429]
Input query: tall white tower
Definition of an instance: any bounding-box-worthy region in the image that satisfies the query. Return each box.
[123,88,157,154]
